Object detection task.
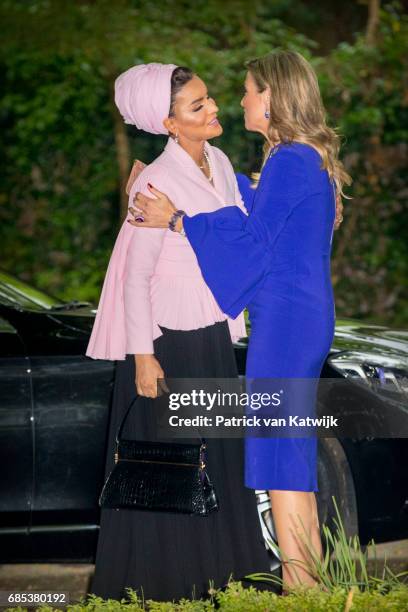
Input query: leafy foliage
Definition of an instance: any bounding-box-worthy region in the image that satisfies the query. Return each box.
[249,496,408,592]
[0,1,407,325]
[5,581,408,610]
[316,3,408,325]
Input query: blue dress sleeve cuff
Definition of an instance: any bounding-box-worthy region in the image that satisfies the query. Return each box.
[183,207,270,319]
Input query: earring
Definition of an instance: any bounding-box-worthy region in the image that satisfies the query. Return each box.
[175,131,179,144]
[265,97,270,119]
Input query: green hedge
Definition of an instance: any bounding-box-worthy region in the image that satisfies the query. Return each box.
[5,582,408,611]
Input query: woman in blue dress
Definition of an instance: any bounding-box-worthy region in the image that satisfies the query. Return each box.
[129,50,351,588]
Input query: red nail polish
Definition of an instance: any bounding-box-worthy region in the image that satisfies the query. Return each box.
[148,183,152,188]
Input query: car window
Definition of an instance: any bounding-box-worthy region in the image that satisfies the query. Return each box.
[0,271,63,311]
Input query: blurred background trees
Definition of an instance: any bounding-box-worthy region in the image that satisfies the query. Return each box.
[0,0,407,325]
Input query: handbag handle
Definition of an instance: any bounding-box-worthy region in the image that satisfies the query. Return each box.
[114,394,205,453]
[115,395,139,445]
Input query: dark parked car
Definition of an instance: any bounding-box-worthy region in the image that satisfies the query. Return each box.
[0,270,407,563]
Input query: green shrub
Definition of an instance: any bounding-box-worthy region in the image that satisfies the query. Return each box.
[5,582,408,611]
[248,497,408,593]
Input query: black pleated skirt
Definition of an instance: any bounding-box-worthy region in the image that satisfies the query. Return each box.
[90,321,271,603]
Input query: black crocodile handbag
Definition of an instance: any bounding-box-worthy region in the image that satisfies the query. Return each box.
[99,396,219,515]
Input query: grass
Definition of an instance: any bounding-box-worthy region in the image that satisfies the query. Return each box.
[248,497,408,594]
[5,498,408,611]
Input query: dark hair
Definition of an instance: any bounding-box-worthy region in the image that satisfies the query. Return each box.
[168,66,194,117]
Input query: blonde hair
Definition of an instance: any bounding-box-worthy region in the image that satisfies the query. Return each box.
[246,50,352,197]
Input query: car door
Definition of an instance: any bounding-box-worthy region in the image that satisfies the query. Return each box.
[30,355,114,526]
[0,315,33,559]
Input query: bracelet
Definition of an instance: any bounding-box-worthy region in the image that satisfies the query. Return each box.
[169,209,186,232]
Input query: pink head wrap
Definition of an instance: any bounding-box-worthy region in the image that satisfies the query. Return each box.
[114,63,178,135]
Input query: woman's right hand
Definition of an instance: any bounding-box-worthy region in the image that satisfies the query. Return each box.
[134,354,167,398]
[128,184,177,229]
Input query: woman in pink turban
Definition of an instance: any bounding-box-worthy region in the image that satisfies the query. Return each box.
[87,63,272,602]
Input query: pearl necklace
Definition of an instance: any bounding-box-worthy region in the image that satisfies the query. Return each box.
[198,149,213,182]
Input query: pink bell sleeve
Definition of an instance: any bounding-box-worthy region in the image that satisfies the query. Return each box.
[123,173,168,355]
[123,228,166,355]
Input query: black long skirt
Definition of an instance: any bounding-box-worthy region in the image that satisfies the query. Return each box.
[90,321,271,603]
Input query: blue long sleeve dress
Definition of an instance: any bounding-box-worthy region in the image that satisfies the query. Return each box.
[183,142,336,491]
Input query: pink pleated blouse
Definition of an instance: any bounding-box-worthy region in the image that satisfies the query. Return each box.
[86,137,248,361]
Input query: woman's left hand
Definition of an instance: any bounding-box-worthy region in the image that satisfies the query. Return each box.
[128,184,177,228]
